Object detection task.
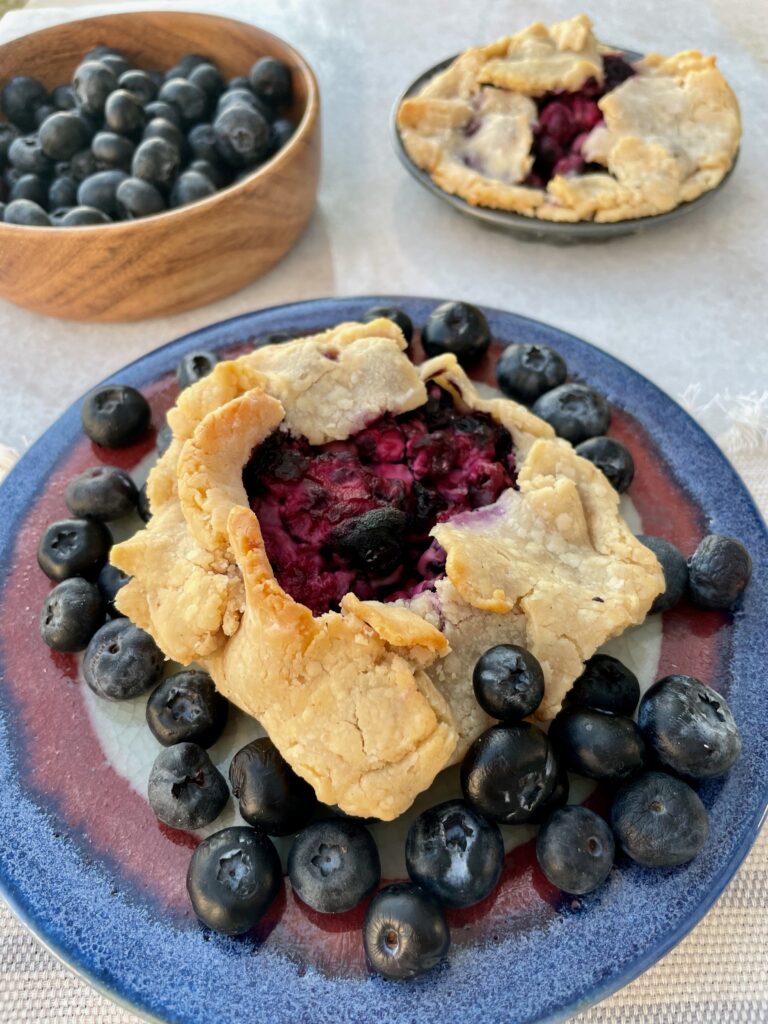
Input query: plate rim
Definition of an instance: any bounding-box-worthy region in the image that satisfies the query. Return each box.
[0,294,766,1024]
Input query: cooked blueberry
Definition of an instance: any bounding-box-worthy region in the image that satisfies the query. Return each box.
[532,383,610,444]
[148,741,228,829]
[37,517,111,581]
[166,53,209,80]
[2,198,48,227]
[146,669,228,748]
[496,343,567,404]
[97,562,130,616]
[687,533,752,610]
[142,116,185,152]
[40,577,105,652]
[549,707,645,781]
[187,825,281,934]
[102,89,144,137]
[213,104,271,167]
[610,770,709,867]
[8,135,51,175]
[575,436,635,492]
[405,799,503,908]
[270,117,295,151]
[472,643,545,722]
[2,76,48,130]
[132,137,180,187]
[331,507,407,576]
[536,806,615,895]
[170,169,216,208]
[48,174,78,208]
[77,169,128,216]
[229,737,317,835]
[118,69,157,105]
[158,78,207,125]
[188,62,225,100]
[116,176,165,219]
[288,818,380,913]
[563,653,640,716]
[0,123,19,165]
[65,465,138,520]
[461,722,559,824]
[603,53,636,91]
[83,618,164,701]
[422,301,491,365]
[69,147,98,181]
[638,674,741,779]
[187,158,230,189]
[176,349,219,389]
[636,535,688,613]
[363,305,413,343]
[137,481,151,522]
[52,84,76,111]
[144,99,182,126]
[364,883,450,980]
[249,57,292,107]
[60,206,111,226]
[73,61,117,115]
[91,131,135,171]
[81,384,151,447]
[10,174,46,207]
[156,422,173,456]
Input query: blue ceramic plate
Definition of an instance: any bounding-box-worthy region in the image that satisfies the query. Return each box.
[0,296,766,1024]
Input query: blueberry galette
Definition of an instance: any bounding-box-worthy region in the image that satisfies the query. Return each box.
[397,14,741,222]
[111,320,663,819]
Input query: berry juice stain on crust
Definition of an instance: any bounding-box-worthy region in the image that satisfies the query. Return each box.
[243,384,516,614]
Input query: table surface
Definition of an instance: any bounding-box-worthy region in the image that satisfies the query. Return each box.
[0,2,766,1022]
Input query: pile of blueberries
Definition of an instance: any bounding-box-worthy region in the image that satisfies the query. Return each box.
[0,47,295,226]
[35,304,753,981]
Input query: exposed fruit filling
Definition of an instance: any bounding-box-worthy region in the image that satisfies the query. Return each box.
[243,384,516,614]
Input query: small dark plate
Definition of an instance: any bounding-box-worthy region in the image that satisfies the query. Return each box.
[392,50,738,243]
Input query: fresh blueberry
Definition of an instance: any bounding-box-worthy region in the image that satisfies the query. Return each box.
[37,111,90,161]
[156,422,173,456]
[3,198,50,226]
[213,104,271,167]
[228,75,251,91]
[188,158,230,189]
[166,53,209,81]
[2,76,48,131]
[575,436,635,492]
[65,465,138,520]
[636,534,688,613]
[186,123,218,163]
[52,84,76,111]
[142,116,185,152]
[229,737,317,835]
[158,78,207,125]
[496,343,567,404]
[72,61,118,115]
[536,806,615,895]
[610,770,709,867]
[170,169,216,208]
[146,669,228,748]
[331,507,407,576]
[73,109,100,142]
[638,674,741,779]
[472,643,545,721]
[148,741,228,829]
[550,707,645,781]
[137,481,152,522]
[81,383,151,448]
[563,653,640,716]
[77,169,128,217]
[39,577,105,652]
[364,883,450,980]
[0,202,6,221]
[91,131,135,171]
[37,517,111,581]
[34,104,57,129]
[249,57,292,107]
[270,118,295,151]
[99,54,131,80]
[687,534,752,610]
[405,799,503,908]
[188,62,225,100]
[59,206,111,226]
[8,135,51,175]
[69,147,98,181]
[526,762,570,823]
[118,69,157,105]
[288,818,380,912]
[422,301,491,365]
[131,137,181,188]
[144,99,183,127]
[83,617,163,700]
[0,123,19,165]
[461,722,560,824]
[97,562,130,616]
[176,349,219,389]
[532,383,611,444]
[48,174,78,208]
[363,305,413,343]
[187,825,281,934]
[216,88,270,119]
[10,174,47,207]
[116,176,165,219]
[103,89,144,136]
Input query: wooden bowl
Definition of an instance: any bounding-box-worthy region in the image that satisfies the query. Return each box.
[0,12,320,321]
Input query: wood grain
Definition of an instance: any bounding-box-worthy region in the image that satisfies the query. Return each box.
[0,12,321,322]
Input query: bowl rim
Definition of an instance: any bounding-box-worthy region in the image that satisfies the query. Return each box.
[0,10,320,234]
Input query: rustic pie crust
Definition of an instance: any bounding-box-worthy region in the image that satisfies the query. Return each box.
[111,321,663,820]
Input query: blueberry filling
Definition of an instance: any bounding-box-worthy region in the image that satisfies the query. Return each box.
[243,384,516,614]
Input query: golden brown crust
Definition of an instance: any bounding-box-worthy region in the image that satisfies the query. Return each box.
[396,14,740,222]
